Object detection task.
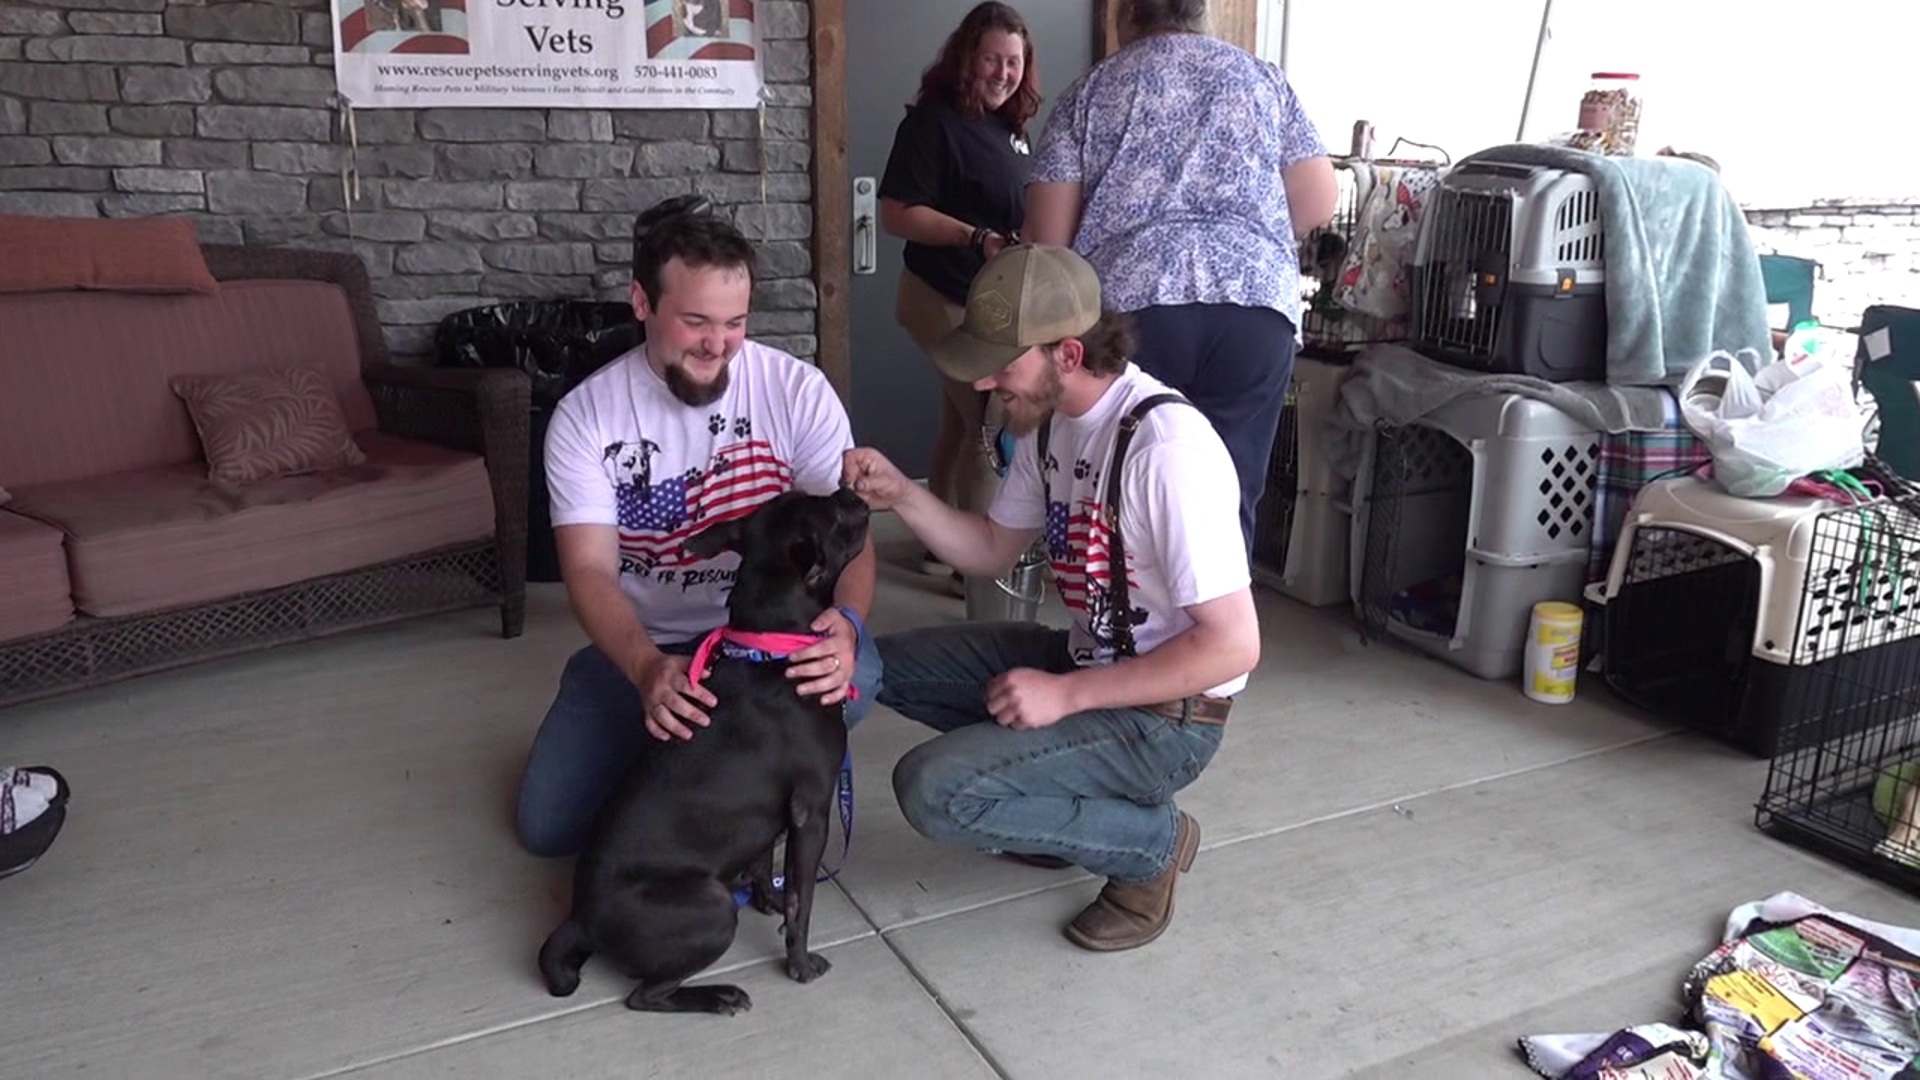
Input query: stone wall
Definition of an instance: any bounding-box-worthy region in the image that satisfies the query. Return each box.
[1744,198,1920,327]
[0,0,815,360]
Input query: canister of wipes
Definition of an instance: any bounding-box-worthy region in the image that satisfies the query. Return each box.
[1523,601,1584,705]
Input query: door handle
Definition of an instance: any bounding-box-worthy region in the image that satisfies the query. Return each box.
[853,176,877,275]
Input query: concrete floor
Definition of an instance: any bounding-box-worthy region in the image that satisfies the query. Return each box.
[5,521,1920,1080]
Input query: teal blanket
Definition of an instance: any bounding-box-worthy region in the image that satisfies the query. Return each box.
[1460,144,1773,387]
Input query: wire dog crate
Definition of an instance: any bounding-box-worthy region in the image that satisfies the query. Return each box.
[1601,476,1920,757]
[1297,160,1444,360]
[1754,488,1920,890]
[1299,161,1396,357]
[1409,160,1608,382]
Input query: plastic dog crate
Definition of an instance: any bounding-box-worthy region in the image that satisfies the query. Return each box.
[1409,160,1608,383]
[1350,393,1602,680]
[1596,477,1920,757]
[1276,356,1355,606]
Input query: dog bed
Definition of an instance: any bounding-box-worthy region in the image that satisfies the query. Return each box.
[1,766,70,880]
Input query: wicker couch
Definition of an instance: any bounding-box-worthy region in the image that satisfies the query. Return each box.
[0,244,529,709]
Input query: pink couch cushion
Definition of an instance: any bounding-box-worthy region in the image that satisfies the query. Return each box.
[5,432,495,619]
[0,215,219,295]
[170,365,369,484]
[0,511,73,642]
[0,279,377,488]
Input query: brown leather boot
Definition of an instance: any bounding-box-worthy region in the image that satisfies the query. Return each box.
[1062,811,1199,952]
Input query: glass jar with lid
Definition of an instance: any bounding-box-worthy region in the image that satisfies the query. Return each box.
[1575,72,1643,155]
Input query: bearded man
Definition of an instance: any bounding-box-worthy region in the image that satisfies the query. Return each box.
[515,202,879,858]
[841,245,1259,952]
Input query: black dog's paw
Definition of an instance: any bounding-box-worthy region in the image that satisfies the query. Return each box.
[786,951,832,984]
[749,882,781,916]
[544,969,581,998]
[704,985,753,1015]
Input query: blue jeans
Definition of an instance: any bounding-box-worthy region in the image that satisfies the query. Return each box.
[1129,303,1297,554]
[515,633,882,857]
[879,623,1224,885]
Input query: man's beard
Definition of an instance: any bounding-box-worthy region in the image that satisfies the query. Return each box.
[999,362,1064,437]
[664,356,730,407]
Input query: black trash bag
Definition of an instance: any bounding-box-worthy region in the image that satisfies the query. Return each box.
[434,300,641,411]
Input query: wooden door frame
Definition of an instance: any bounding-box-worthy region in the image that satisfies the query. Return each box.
[810,0,852,403]
[809,0,1260,405]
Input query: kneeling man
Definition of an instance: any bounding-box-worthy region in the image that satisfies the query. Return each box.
[843,245,1259,951]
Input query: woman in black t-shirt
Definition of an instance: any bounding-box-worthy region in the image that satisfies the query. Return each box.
[879,1,1039,580]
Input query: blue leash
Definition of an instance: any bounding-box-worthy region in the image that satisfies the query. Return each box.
[730,750,854,908]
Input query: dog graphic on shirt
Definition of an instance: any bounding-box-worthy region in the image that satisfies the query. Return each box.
[602,439,662,492]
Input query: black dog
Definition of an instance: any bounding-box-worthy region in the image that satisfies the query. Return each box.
[538,487,870,1016]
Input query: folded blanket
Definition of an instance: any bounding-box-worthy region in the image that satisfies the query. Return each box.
[1322,344,1674,481]
[1457,144,1772,388]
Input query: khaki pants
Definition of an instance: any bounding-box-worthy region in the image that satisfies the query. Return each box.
[895,270,1000,516]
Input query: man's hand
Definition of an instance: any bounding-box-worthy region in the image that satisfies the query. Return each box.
[842,448,915,511]
[635,652,718,742]
[986,668,1075,731]
[787,607,857,706]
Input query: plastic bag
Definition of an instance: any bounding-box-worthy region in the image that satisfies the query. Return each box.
[1678,346,1867,498]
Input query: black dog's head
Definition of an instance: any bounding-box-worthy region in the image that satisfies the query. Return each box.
[683,488,870,633]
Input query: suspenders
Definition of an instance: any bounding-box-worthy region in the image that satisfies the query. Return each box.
[1035,392,1189,658]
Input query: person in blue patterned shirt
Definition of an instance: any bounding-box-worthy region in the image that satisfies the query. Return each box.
[1023,0,1337,552]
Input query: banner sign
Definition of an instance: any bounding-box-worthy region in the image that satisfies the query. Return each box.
[331,0,764,109]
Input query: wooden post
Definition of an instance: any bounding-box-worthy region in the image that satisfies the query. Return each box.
[810,0,852,404]
[1097,0,1262,60]
[1207,0,1260,52]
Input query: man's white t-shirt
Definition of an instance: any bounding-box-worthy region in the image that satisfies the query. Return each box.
[545,341,853,645]
[989,364,1252,697]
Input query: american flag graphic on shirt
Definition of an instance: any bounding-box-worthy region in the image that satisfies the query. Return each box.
[616,438,792,570]
[1045,496,1143,656]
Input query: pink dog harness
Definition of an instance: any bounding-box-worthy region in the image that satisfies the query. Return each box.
[684,608,865,909]
[686,626,861,701]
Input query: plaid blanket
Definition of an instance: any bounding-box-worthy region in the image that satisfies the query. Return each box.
[1587,390,1712,584]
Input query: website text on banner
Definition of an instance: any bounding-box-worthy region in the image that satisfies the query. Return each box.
[331,0,764,110]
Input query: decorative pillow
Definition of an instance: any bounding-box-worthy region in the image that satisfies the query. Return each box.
[0,215,219,295]
[168,367,367,485]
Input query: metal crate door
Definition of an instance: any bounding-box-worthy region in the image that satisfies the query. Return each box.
[1358,422,1475,640]
[1413,187,1514,362]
